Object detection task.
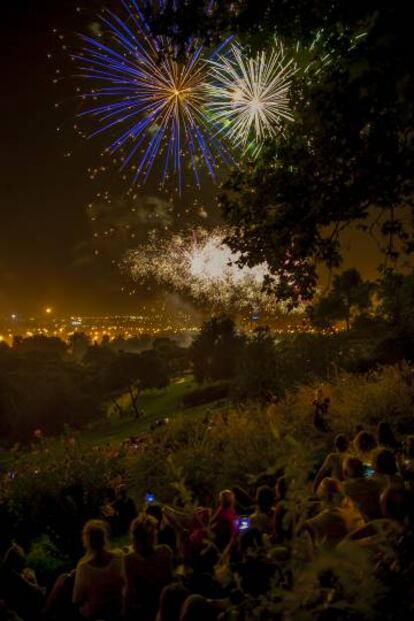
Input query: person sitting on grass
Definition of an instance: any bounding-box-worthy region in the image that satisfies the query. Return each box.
[156,583,190,621]
[179,594,217,621]
[372,448,403,489]
[305,478,364,549]
[353,431,378,464]
[342,457,383,520]
[250,485,275,535]
[124,514,173,621]
[0,544,44,621]
[346,486,411,548]
[73,520,124,621]
[146,502,177,556]
[313,434,350,492]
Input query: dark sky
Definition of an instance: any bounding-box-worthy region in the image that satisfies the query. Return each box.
[0,1,384,317]
[0,0,122,314]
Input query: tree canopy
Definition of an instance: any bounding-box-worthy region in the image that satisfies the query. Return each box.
[148,1,413,301]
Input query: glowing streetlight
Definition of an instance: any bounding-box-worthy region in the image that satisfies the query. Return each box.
[45,307,53,315]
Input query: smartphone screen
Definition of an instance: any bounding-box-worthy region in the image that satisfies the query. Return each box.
[236,516,251,531]
[145,493,155,503]
[363,464,375,478]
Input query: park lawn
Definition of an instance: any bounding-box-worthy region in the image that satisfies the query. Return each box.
[82,375,227,447]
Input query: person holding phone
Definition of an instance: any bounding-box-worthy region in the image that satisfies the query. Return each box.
[210,490,237,552]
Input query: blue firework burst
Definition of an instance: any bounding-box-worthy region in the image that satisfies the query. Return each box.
[74,0,231,191]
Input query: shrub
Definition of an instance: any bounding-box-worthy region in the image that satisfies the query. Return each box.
[182,383,229,408]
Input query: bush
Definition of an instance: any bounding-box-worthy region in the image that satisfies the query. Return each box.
[181,383,229,408]
[0,438,125,561]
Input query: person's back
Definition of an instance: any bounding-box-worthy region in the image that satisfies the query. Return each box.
[250,485,275,535]
[111,484,137,536]
[306,478,364,548]
[156,583,189,621]
[73,520,124,621]
[353,431,378,464]
[0,545,44,621]
[343,457,383,520]
[74,554,124,619]
[124,514,172,621]
[210,490,237,551]
[347,487,410,550]
[179,594,217,621]
[313,434,350,492]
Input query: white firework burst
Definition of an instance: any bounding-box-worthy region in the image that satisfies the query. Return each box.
[124,228,284,314]
[207,42,297,153]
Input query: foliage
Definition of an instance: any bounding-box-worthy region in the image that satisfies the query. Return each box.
[232,328,280,401]
[2,363,414,606]
[129,407,280,506]
[191,316,245,383]
[0,438,124,560]
[26,535,68,585]
[188,1,414,301]
[307,269,373,329]
[181,383,229,408]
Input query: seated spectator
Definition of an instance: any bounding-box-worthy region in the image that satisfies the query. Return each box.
[124,514,173,621]
[272,476,293,544]
[313,434,350,491]
[156,583,189,621]
[43,569,77,621]
[305,478,364,548]
[0,544,44,621]
[179,594,217,621]
[234,530,280,597]
[342,457,383,520]
[376,422,399,451]
[188,542,226,600]
[109,484,137,536]
[372,448,403,488]
[347,487,411,546]
[250,485,275,535]
[353,431,377,464]
[73,520,124,621]
[146,503,178,556]
[210,490,237,551]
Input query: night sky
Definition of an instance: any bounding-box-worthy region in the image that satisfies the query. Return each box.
[0,0,382,317]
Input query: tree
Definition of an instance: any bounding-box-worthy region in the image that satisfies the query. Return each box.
[68,332,91,362]
[14,335,67,361]
[149,1,412,300]
[232,328,280,402]
[152,337,190,376]
[308,269,372,329]
[191,316,244,383]
[377,269,414,336]
[135,350,170,390]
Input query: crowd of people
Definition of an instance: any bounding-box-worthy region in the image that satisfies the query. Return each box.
[1,419,414,621]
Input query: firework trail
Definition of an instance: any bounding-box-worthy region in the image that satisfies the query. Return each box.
[74,1,232,191]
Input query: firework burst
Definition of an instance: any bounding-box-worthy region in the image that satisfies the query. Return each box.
[124,229,287,314]
[74,1,231,191]
[207,42,297,154]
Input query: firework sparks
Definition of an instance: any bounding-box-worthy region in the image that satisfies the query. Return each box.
[124,229,286,314]
[207,42,297,154]
[74,2,231,191]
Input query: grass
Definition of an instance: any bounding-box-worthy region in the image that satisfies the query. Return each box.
[82,375,227,447]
